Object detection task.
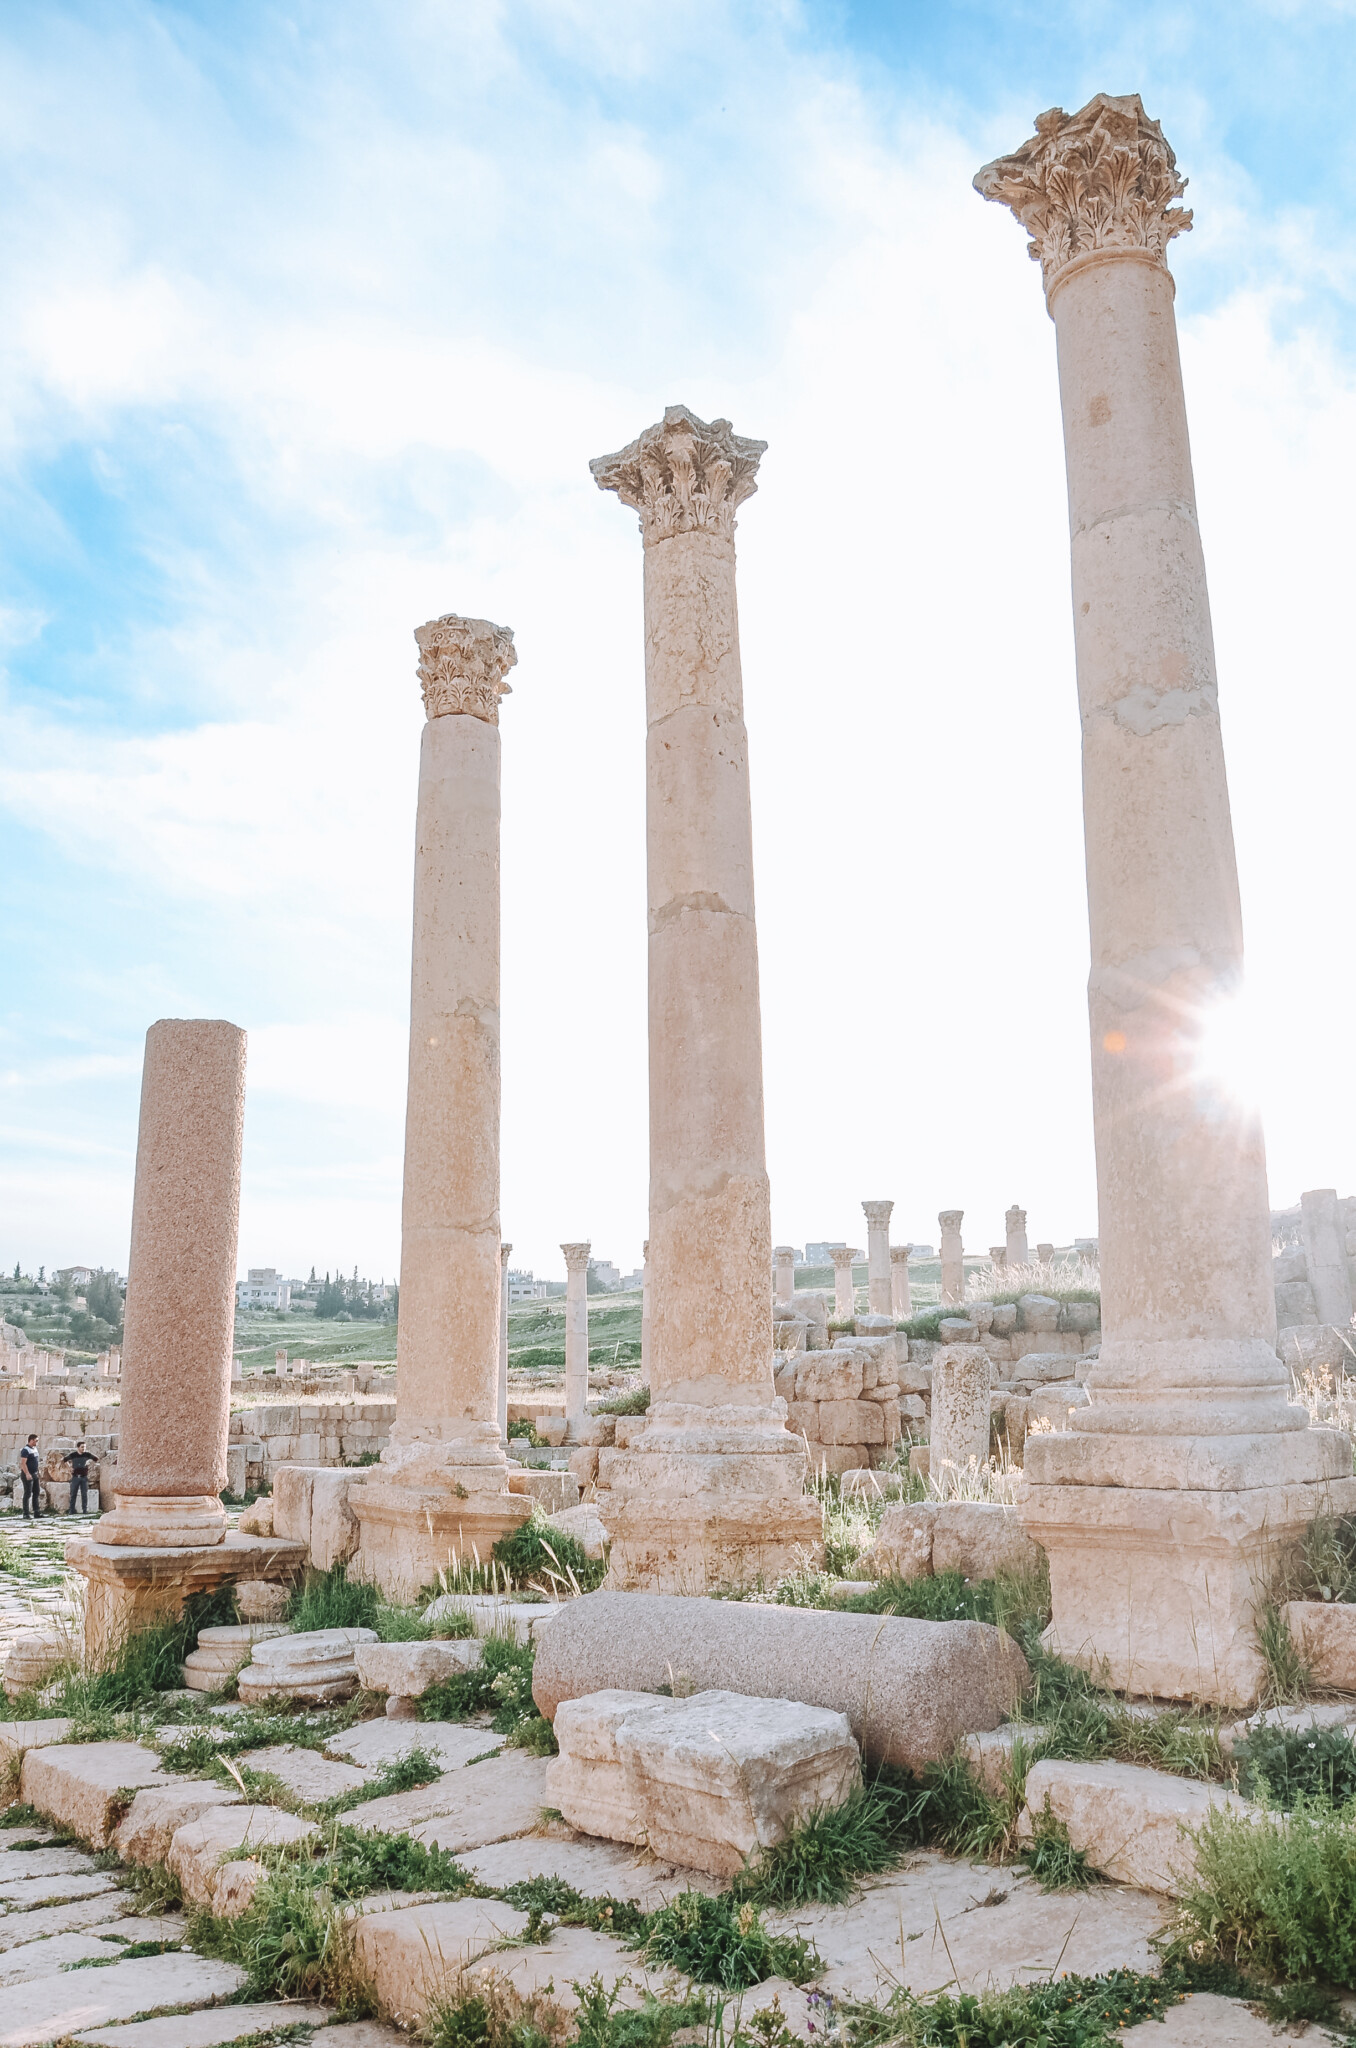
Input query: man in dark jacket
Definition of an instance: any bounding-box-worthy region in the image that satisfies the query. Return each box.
[20,1436,40,1519]
[62,1441,95,1516]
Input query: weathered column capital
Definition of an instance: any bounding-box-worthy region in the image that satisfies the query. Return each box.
[590,403,766,546]
[414,614,516,724]
[890,1244,913,1264]
[773,1244,796,1262]
[560,1242,592,1274]
[862,1201,894,1227]
[974,93,1191,302]
[938,1210,964,1231]
[500,1244,512,1265]
[1006,1206,1027,1228]
[829,1247,860,1271]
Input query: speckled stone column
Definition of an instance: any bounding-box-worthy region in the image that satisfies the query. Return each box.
[99,1019,244,1547]
[590,404,822,1589]
[891,1245,913,1318]
[561,1243,591,1430]
[862,1203,894,1316]
[351,614,529,1599]
[977,93,1355,1701]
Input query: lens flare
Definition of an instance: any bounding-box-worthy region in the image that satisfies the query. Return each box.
[1189,992,1262,1110]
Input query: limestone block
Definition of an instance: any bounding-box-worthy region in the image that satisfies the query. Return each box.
[795,1353,864,1403]
[20,1742,169,1848]
[225,1444,247,1497]
[573,1415,617,1448]
[1027,1386,1089,1431]
[819,1400,883,1447]
[1018,1759,1252,1896]
[853,1314,896,1339]
[982,1335,1014,1365]
[114,1784,244,1866]
[355,1639,484,1698]
[858,1504,935,1582]
[236,1746,367,1804]
[966,1302,995,1335]
[938,1319,978,1344]
[168,1804,317,1912]
[1012,1354,1076,1385]
[533,1592,1029,1769]
[932,1502,1043,1581]
[4,1631,75,1700]
[538,1417,568,1447]
[567,1446,598,1488]
[963,1724,1049,1795]
[1010,1330,1082,1361]
[1277,1324,1350,1373]
[793,1292,831,1349]
[236,1626,376,1703]
[351,1899,531,2029]
[896,1356,931,1396]
[772,1363,797,1403]
[506,1471,579,1514]
[1016,1294,1060,1332]
[787,1401,819,1439]
[71,2003,332,2048]
[545,1503,609,1561]
[806,1444,871,1477]
[351,1752,554,1853]
[423,1594,560,1646]
[545,1689,670,1843]
[1282,1601,1356,1690]
[236,1580,290,1622]
[1057,1301,1100,1336]
[879,1399,905,1441]
[0,1952,247,2044]
[617,1690,861,1876]
[183,1623,290,1691]
[0,1721,74,1775]
[988,1305,1017,1337]
[236,1498,273,1536]
[1273,1280,1318,1326]
[930,1345,991,1487]
[1273,1246,1308,1285]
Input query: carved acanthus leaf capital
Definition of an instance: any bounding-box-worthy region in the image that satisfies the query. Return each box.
[415,614,516,724]
[829,1247,860,1270]
[560,1242,592,1274]
[590,403,766,544]
[938,1210,964,1232]
[862,1201,894,1226]
[974,93,1191,299]
[890,1245,913,1264]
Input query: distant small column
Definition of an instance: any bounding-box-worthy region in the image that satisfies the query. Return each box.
[640,1239,651,1386]
[1036,1242,1055,1266]
[830,1247,859,1321]
[231,1357,243,1386]
[562,1243,591,1428]
[890,1245,913,1318]
[774,1246,796,1303]
[939,1211,965,1306]
[1301,1191,1353,1332]
[275,1349,287,1374]
[1005,1207,1029,1269]
[498,1243,512,1446]
[862,1202,894,1316]
[989,1247,1008,1272]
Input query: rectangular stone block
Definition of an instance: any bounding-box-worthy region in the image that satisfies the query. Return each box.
[1283,1601,1356,1690]
[617,1689,860,1877]
[544,1689,670,1844]
[787,1401,819,1438]
[820,1401,883,1446]
[795,1355,864,1403]
[20,1743,169,1848]
[1018,1758,1250,1896]
[354,1639,484,1698]
[167,1804,317,1913]
[114,1785,244,1867]
[352,1899,530,2028]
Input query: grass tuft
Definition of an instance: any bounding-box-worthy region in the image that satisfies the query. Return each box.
[733,1778,923,1908]
[1169,1794,1356,1987]
[641,1890,820,1991]
[1233,1723,1356,1810]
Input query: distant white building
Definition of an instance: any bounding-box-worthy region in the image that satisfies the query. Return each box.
[804,1243,848,1266]
[55,1266,95,1288]
[236,1268,291,1311]
[507,1269,549,1303]
[589,1260,622,1291]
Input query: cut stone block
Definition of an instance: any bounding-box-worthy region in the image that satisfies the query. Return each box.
[0,1869,123,1906]
[20,1741,170,1848]
[616,1691,861,1877]
[961,1725,1049,1795]
[350,1898,531,2027]
[545,1504,609,1561]
[0,1847,100,1881]
[1282,1599,1356,1690]
[533,1593,1029,1771]
[73,2002,331,2048]
[545,1689,673,1844]
[0,1895,131,1953]
[238,1744,368,1803]
[93,1916,187,1944]
[114,1784,244,1866]
[235,1581,290,1622]
[0,1719,74,1775]
[0,1933,121,1986]
[1218,1699,1356,1754]
[838,1471,908,1502]
[0,1951,246,2048]
[931,1502,1043,1581]
[1018,1759,1253,1896]
[3,1631,75,1699]
[182,1623,290,1691]
[459,1835,718,1908]
[506,1471,580,1515]
[858,1504,935,1581]
[354,1639,483,1697]
[423,1594,562,1645]
[1120,1993,1298,2046]
[351,1753,555,1853]
[325,1721,498,1775]
[466,1926,679,2012]
[271,1465,369,1571]
[167,1804,317,1912]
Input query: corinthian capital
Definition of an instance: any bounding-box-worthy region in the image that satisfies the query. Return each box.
[414,614,516,724]
[862,1200,894,1228]
[590,403,766,545]
[974,93,1191,300]
[829,1247,860,1271]
[560,1241,592,1274]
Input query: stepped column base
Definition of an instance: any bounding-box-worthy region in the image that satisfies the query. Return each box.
[348,1434,531,1602]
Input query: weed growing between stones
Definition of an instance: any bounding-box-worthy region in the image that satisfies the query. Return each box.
[833,1965,1185,2048]
[1168,1794,1356,1986]
[156,1705,359,1773]
[497,1875,651,1941]
[570,1976,708,2048]
[732,1779,924,1908]
[418,1632,557,1752]
[491,1515,607,1597]
[641,1891,820,1991]
[1295,1506,1356,1603]
[1233,1723,1356,1808]
[1022,1808,1093,1892]
[37,1583,239,1721]
[421,1968,572,2048]
[1253,1601,1311,1706]
[593,1386,651,1417]
[189,1858,375,2012]
[285,1564,381,1634]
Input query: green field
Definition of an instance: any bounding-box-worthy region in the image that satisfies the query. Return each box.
[507,1290,642,1371]
[232,1309,398,1371]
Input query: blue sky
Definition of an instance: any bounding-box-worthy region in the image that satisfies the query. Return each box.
[4,0,1356,1285]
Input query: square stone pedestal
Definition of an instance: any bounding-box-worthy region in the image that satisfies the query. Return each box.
[1022,1427,1356,1705]
[349,1479,531,1603]
[66,1530,307,1670]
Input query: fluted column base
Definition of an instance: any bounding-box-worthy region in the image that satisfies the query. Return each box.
[1023,1426,1356,1704]
[597,1402,824,1594]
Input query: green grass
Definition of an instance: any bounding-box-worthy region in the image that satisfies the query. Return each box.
[1233,1723,1356,1809]
[421,1974,570,2048]
[491,1513,607,1596]
[593,1385,650,1416]
[418,1632,556,1753]
[733,1778,924,1908]
[640,1891,820,1991]
[834,1966,1188,2048]
[1169,1794,1356,1987]
[496,1875,650,1941]
[189,1862,374,2012]
[1023,1807,1094,1891]
[285,1565,380,1634]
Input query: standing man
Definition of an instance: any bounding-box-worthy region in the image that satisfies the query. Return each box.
[20,1435,40,1519]
[62,1441,95,1516]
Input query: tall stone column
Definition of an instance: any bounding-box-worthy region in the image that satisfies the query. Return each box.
[977,94,1355,1701]
[1300,1191,1353,1333]
[862,1202,894,1316]
[641,1239,651,1386]
[1005,1206,1029,1269]
[774,1246,796,1304]
[352,615,529,1599]
[498,1244,512,1447]
[590,404,822,1589]
[891,1245,913,1318]
[830,1248,858,1321]
[561,1243,591,1429]
[939,1211,965,1306]
[99,1020,244,1550]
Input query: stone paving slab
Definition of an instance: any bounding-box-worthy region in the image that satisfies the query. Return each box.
[0,1846,99,1880]
[1122,1991,1338,2045]
[0,1721,74,1768]
[20,1741,170,1847]
[0,1930,122,1985]
[765,1856,1169,2001]
[348,1752,551,1849]
[459,1835,721,1908]
[74,2000,331,2048]
[238,1745,368,1803]
[466,1925,680,2012]
[96,1915,188,1944]
[325,1722,499,1775]
[352,1898,531,2027]
[0,1869,123,1905]
[0,1949,246,2048]
[314,2025,407,2048]
[0,1892,130,1951]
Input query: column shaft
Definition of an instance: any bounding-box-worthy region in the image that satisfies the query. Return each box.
[939,1212,964,1307]
[498,1243,512,1445]
[863,1203,894,1316]
[562,1245,591,1427]
[891,1247,912,1318]
[1005,1207,1029,1269]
